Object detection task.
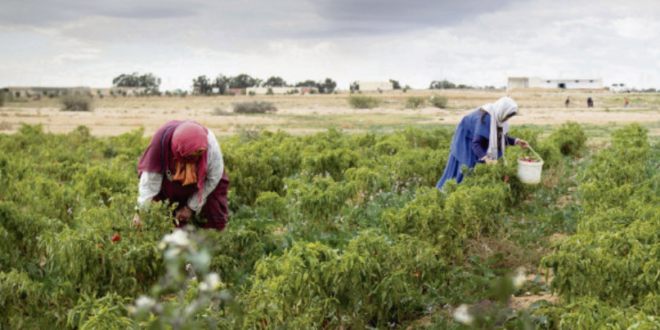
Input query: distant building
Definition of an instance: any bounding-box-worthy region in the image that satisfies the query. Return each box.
[245,87,318,95]
[507,77,603,91]
[2,86,91,97]
[353,81,394,92]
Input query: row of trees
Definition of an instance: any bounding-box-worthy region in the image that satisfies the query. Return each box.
[109,73,499,95]
[192,74,338,95]
[430,79,499,90]
[112,73,161,93]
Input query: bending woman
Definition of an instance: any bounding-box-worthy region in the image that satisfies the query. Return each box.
[133,120,230,231]
[436,97,528,189]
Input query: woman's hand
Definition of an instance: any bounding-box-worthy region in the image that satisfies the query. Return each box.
[483,157,498,165]
[515,139,529,149]
[131,213,143,231]
[176,205,194,222]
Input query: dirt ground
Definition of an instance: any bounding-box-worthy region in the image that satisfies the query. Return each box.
[1,90,659,137]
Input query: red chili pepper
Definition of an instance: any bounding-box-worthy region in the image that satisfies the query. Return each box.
[111,234,121,242]
[97,243,103,248]
[461,223,466,229]
[505,175,509,182]
[566,145,571,150]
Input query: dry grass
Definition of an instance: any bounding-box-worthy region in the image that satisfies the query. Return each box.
[0,90,658,137]
[0,121,12,130]
[465,232,549,270]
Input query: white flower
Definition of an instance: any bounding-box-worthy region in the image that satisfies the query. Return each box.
[161,230,190,249]
[135,296,156,310]
[453,304,473,325]
[200,273,222,291]
[513,267,526,290]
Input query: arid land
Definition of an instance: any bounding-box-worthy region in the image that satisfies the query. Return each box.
[1,90,659,144]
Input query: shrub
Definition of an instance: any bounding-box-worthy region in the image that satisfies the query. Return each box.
[429,94,448,108]
[549,121,586,156]
[265,88,274,95]
[233,101,277,114]
[60,94,93,112]
[348,95,381,109]
[212,107,233,116]
[405,96,426,109]
[0,92,4,106]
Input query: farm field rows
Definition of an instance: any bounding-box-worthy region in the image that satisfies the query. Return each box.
[3,115,659,329]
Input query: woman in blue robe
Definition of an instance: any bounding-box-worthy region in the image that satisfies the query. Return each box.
[436,97,529,189]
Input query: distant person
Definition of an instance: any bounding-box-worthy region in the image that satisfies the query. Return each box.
[565,97,570,108]
[435,97,529,189]
[587,97,594,108]
[133,120,230,231]
[624,97,629,108]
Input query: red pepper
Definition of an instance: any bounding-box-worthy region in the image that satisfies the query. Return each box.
[505,175,509,182]
[111,234,121,242]
[97,243,103,248]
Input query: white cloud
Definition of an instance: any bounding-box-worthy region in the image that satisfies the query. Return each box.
[0,0,659,90]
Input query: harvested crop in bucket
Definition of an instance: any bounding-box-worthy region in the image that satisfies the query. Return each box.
[517,146,544,184]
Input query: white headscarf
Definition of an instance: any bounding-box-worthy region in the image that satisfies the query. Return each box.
[481,97,518,163]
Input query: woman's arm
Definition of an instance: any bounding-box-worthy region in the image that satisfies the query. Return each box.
[137,172,163,209]
[505,134,516,146]
[187,131,224,212]
[471,135,489,160]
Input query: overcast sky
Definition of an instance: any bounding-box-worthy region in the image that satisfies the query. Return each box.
[1,0,659,90]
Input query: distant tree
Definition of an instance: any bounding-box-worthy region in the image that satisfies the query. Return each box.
[294,78,337,93]
[430,79,456,90]
[192,75,212,95]
[228,74,258,89]
[389,79,402,90]
[295,80,318,88]
[213,74,229,95]
[319,78,337,94]
[113,72,161,93]
[350,81,360,92]
[263,76,287,87]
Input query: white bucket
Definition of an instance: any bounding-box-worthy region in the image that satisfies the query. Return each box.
[517,159,544,184]
[517,146,544,184]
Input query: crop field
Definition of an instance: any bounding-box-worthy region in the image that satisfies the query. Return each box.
[2,92,660,329]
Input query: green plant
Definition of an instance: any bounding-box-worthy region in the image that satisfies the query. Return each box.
[61,94,94,112]
[406,96,426,109]
[429,94,448,108]
[549,121,587,156]
[233,101,277,114]
[348,95,381,109]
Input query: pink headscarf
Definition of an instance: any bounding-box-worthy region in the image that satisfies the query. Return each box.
[138,120,209,203]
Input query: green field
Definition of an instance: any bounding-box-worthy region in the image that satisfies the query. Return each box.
[1,121,659,329]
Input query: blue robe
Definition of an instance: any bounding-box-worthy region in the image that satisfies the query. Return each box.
[436,110,508,189]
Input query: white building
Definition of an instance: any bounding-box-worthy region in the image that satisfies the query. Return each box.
[507,77,603,91]
[354,81,394,92]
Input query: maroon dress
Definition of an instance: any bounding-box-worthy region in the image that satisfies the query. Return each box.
[138,121,230,231]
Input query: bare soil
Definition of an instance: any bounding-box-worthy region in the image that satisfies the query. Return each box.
[1,90,658,137]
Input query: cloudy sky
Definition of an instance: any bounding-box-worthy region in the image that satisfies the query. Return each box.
[1,0,659,90]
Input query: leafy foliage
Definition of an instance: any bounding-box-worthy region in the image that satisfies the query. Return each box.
[348,95,381,109]
[0,121,593,329]
[61,94,94,112]
[232,101,277,114]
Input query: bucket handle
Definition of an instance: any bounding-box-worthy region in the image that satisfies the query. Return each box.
[526,145,544,162]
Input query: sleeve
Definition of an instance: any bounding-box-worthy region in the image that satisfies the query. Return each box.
[137,172,163,210]
[471,135,489,160]
[474,114,491,139]
[187,130,224,213]
[505,134,517,146]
